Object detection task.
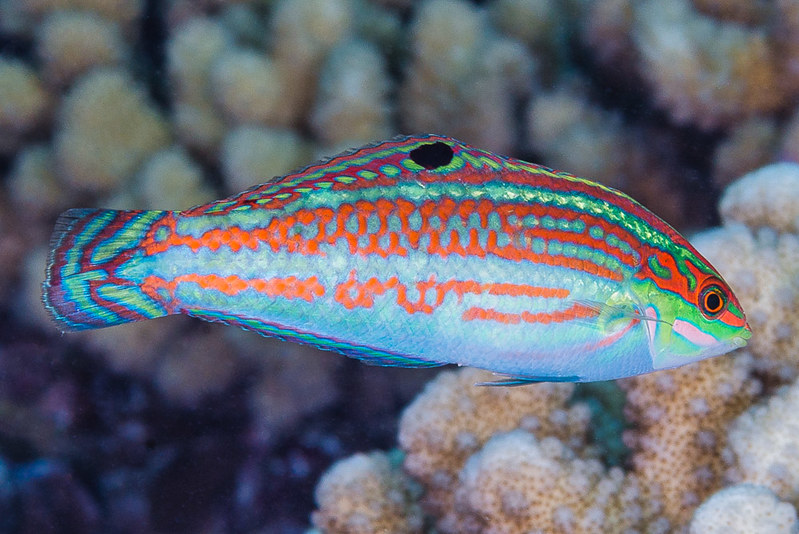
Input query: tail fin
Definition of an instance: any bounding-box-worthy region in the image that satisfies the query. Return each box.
[42,208,173,332]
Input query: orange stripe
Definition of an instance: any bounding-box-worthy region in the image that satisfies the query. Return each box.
[144,200,628,282]
[332,272,569,314]
[142,274,325,303]
[462,302,599,325]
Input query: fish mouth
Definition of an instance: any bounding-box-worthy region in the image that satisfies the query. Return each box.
[740,322,753,340]
[731,334,750,348]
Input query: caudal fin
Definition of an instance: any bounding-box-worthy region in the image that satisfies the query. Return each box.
[42,208,173,332]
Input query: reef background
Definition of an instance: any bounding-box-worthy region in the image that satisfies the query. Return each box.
[1,0,799,533]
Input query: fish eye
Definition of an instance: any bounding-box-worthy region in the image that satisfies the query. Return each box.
[699,284,726,318]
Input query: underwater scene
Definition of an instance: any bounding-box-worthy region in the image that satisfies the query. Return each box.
[2,0,799,532]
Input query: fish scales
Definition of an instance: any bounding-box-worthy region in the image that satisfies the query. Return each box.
[43,134,750,382]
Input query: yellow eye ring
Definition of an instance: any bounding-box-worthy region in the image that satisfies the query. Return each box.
[699,285,726,318]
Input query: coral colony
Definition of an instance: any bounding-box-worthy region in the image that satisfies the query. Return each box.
[1,0,799,532]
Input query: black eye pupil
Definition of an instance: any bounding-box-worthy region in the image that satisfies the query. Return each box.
[705,292,722,312]
[409,142,454,170]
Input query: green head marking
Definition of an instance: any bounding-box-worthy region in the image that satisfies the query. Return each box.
[629,252,751,371]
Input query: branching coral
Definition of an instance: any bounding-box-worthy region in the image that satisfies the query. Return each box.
[269,0,354,127]
[54,67,170,193]
[719,163,799,235]
[315,366,673,533]
[210,47,285,127]
[311,451,423,534]
[725,378,799,502]
[167,17,232,153]
[620,355,761,527]
[36,10,128,86]
[310,40,392,147]
[452,430,648,534]
[0,57,51,153]
[399,0,534,153]
[689,484,798,534]
[311,335,768,533]
[220,126,310,194]
[631,0,786,129]
[397,368,588,529]
[584,0,798,130]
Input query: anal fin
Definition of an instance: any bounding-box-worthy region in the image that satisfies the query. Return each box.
[186,307,444,369]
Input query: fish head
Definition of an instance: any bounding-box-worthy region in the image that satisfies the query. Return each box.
[638,273,751,371]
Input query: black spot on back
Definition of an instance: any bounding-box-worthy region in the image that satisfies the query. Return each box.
[409,142,454,170]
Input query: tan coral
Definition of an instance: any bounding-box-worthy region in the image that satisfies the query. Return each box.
[310,40,392,146]
[220,126,310,194]
[526,82,629,190]
[0,57,51,153]
[689,484,799,534]
[398,367,590,531]
[725,378,799,502]
[133,147,215,210]
[451,430,650,534]
[399,0,534,154]
[269,0,354,127]
[632,0,785,129]
[210,48,285,126]
[36,10,128,86]
[1,0,143,34]
[620,354,761,529]
[718,163,799,235]
[54,67,170,193]
[311,451,424,534]
[167,17,231,152]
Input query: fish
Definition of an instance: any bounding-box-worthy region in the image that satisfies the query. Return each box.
[42,134,751,383]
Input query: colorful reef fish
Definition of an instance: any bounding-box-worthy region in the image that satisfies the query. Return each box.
[43,134,751,383]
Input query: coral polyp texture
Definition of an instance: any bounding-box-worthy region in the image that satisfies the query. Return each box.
[688,484,799,534]
[311,451,424,534]
[725,378,799,502]
[398,368,590,528]
[619,355,760,526]
[3,0,799,531]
